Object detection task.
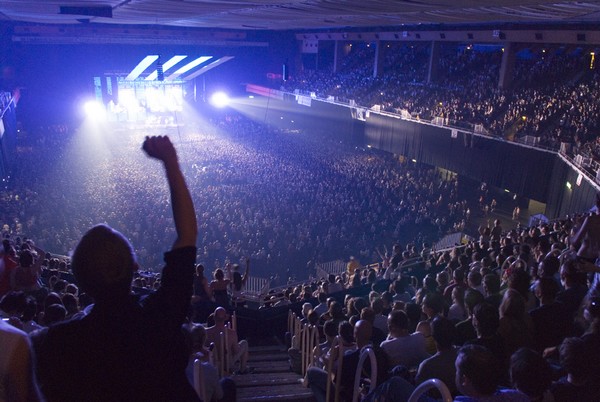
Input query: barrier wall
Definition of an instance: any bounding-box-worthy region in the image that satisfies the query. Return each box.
[246,93,598,218]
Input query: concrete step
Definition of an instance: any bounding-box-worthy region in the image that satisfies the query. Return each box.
[249,345,287,354]
[249,360,291,373]
[234,372,304,388]
[248,352,289,362]
[237,384,314,402]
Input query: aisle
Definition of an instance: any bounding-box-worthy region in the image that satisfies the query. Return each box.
[234,344,315,402]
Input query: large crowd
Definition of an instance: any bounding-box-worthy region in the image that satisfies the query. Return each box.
[2,40,600,401]
[283,43,600,153]
[3,189,600,401]
[1,115,483,280]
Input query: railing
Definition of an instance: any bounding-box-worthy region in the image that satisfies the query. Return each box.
[315,259,346,278]
[558,151,600,192]
[284,86,567,153]
[432,232,470,252]
[244,276,270,295]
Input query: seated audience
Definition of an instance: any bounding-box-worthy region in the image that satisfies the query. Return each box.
[363,345,529,402]
[307,320,388,402]
[415,316,459,396]
[550,337,599,401]
[530,277,572,351]
[380,310,429,369]
[205,307,250,374]
[510,348,553,402]
[454,289,484,346]
[185,323,236,402]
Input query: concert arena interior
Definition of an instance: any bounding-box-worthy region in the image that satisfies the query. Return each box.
[1,1,600,401]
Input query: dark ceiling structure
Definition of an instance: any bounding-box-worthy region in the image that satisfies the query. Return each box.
[1,1,600,31]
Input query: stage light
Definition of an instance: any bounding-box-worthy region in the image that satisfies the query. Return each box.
[210,92,230,108]
[126,55,159,81]
[83,100,106,119]
[146,55,187,81]
[167,56,212,80]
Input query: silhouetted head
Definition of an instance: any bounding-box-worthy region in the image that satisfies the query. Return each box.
[71,224,137,302]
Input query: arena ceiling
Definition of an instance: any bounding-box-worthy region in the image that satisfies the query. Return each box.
[1,1,600,31]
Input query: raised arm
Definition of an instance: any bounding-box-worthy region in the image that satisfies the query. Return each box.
[570,215,590,249]
[142,136,197,249]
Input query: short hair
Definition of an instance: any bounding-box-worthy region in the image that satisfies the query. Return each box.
[388,309,408,331]
[323,320,338,338]
[457,345,500,395]
[371,297,384,314]
[422,293,444,315]
[539,255,560,277]
[483,273,500,294]
[468,271,482,286]
[381,291,394,305]
[19,250,34,267]
[338,321,354,344]
[61,293,79,315]
[353,297,368,315]
[71,224,136,300]
[473,302,499,337]
[431,316,455,349]
[307,309,319,325]
[499,289,526,319]
[453,268,465,282]
[464,289,484,315]
[329,301,344,319]
[404,303,422,324]
[0,291,27,315]
[559,337,589,381]
[535,277,559,300]
[44,292,63,310]
[45,303,67,326]
[188,323,207,350]
[318,292,327,303]
[360,307,375,323]
[510,348,552,398]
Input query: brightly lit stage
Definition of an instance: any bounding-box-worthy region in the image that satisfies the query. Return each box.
[88,54,235,126]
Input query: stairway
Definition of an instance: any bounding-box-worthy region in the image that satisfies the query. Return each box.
[235,344,315,402]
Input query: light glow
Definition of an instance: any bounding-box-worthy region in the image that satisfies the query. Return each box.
[83,100,106,120]
[210,92,230,108]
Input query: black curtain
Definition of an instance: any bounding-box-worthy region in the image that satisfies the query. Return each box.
[365,113,556,203]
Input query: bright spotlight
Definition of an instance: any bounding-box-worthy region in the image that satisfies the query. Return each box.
[210,92,230,108]
[83,100,106,120]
